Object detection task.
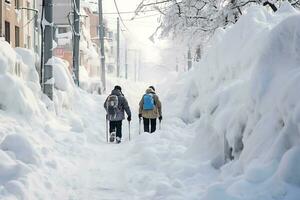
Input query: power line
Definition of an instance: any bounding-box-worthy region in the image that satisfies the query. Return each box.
[103,9,160,15]
[126,13,161,21]
[113,0,130,31]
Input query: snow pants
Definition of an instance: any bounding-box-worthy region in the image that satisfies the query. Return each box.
[143,118,156,133]
[109,120,122,139]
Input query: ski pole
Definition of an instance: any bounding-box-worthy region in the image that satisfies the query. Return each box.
[106,115,109,143]
[128,121,131,141]
[159,120,162,130]
[139,118,141,135]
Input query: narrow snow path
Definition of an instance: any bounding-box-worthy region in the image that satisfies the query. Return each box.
[45,77,219,199]
[70,101,217,199]
[72,144,131,200]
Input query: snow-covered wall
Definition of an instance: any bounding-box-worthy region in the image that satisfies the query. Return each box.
[0,39,96,199]
[166,3,300,199]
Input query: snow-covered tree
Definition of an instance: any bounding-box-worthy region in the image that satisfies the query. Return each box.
[136,0,300,42]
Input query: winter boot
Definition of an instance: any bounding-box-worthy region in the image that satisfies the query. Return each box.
[110,132,116,143]
[116,137,121,144]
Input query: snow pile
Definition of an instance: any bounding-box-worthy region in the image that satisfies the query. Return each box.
[51,57,74,92]
[79,21,102,93]
[0,41,104,199]
[0,41,100,199]
[165,3,300,199]
[79,65,102,94]
[15,48,39,82]
[0,40,43,115]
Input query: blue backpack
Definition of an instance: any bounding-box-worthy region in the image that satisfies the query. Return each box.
[143,94,155,110]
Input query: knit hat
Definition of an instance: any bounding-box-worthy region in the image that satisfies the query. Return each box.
[149,86,155,91]
[114,85,122,91]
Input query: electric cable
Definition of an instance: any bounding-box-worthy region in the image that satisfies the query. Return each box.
[113,0,130,31]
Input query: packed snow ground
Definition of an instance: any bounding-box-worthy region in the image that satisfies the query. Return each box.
[0,2,300,200]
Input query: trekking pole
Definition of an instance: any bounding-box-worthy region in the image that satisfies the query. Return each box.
[128,121,131,141]
[139,118,141,135]
[105,115,109,143]
[159,120,162,130]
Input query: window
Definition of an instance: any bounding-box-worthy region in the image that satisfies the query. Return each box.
[15,26,20,47]
[5,21,10,43]
[58,27,68,34]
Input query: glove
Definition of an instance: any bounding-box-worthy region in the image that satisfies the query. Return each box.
[138,114,142,119]
[159,116,162,121]
[127,116,131,121]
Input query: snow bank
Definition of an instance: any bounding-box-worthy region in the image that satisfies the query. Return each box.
[0,134,39,165]
[0,40,96,199]
[51,56,74,92]
[166,3,300,199]
[79,65,102,94]
[0,40,44,115]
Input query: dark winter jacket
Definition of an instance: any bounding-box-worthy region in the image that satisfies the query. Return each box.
[139,88,162,119]
[104,89,131,121]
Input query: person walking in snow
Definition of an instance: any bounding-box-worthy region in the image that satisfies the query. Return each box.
[104,85,131,143]
[139,86,162,133]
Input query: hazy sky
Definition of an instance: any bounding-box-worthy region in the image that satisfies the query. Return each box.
[102,0,166,63]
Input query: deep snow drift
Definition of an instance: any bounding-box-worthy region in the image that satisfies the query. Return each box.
[164,3,300,199]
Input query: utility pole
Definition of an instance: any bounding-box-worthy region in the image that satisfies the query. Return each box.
[43,0,54,100]
[73,0,80,86]
[33,0,37,54]
[98,0,106,92]
[188,47,192,70]
[125,43,128,79]
[116,17,120,77]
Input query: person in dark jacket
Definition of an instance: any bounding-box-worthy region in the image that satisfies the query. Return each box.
[139,86,162,133]
[104,85,131,143]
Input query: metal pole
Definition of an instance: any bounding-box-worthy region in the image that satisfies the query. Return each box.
[188,47,192,70]
[106,116,109,143]
[159,119,162,130]
[125,42,128,79]
[128,121,131,141]
[43,0,54,100]
[33,0,36,53]
[73,0,80,86]
[98,0,106,92]
[116,17,120,77]
[139,118,141,135]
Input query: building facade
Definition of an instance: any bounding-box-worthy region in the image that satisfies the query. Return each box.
[0,0,37,50]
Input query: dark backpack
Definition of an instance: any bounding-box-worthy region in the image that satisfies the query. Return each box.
[106,95,119,120]
[143,94,155,110]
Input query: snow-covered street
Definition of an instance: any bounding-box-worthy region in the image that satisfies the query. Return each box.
[1,0,300,199]
[41,82,218,200]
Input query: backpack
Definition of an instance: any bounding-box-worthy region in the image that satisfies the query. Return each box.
[106,95,119,120]
[143,94,155,110]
